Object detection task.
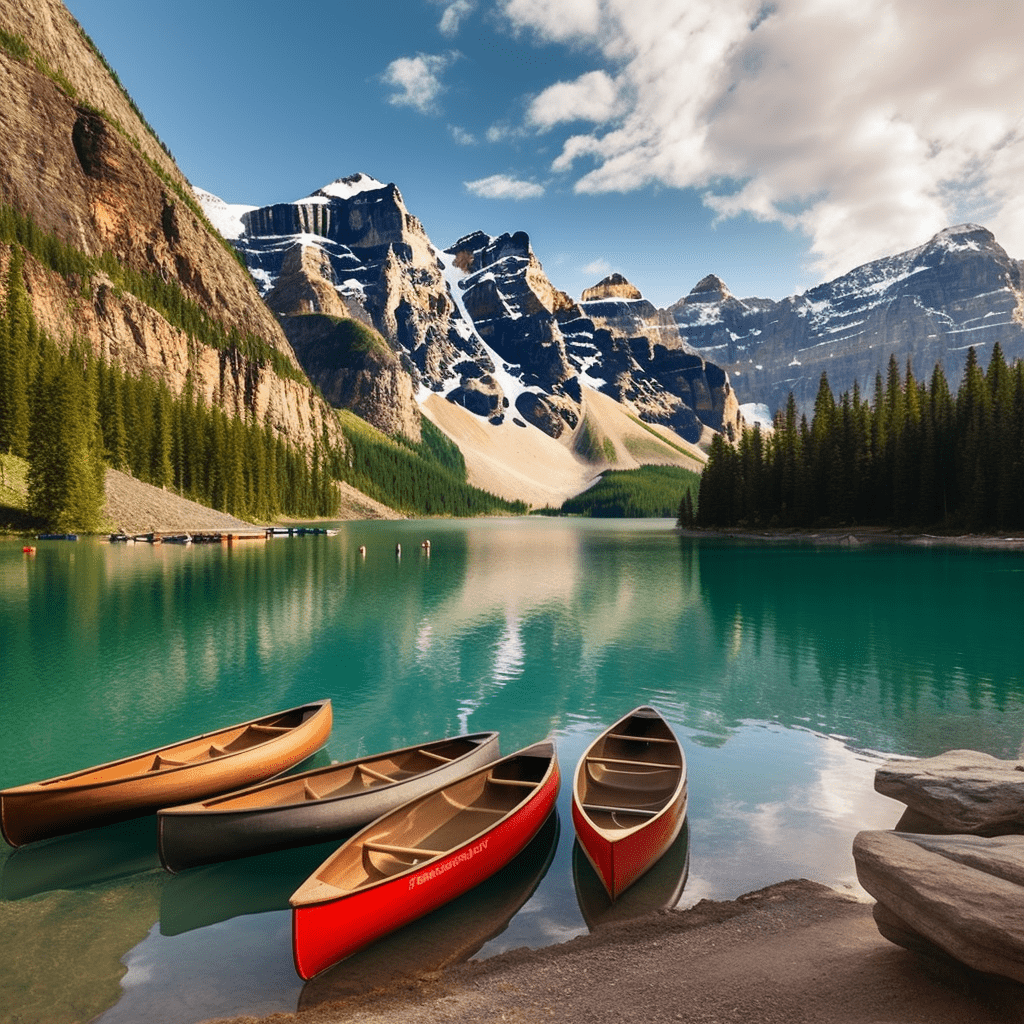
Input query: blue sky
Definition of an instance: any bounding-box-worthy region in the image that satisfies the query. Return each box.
[64,0,1024,309]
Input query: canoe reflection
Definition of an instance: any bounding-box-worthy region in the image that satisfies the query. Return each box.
[0,815,161,900]
[159,835,352,936]
[298,809,559,1012]
[573,818,689,930]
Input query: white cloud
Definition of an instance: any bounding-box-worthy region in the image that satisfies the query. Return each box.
[437,0,475,37]
[528,70,622,130]
[465,174,546,199]
[498,0,1024,278]
[383,52,457,114]
[449,125,477,145]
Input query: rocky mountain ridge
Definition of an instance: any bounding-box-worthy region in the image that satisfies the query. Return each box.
[670,225,1024,417]
[0,0,342,457]
[202,175,743,451]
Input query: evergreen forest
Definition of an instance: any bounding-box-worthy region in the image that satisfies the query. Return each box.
[334,411,527,517]
[696,347,1024,533]
[0,229,524,531]
[556,464,701,518]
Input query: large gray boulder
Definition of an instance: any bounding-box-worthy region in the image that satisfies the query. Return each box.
[854,830,1024,983]
[874,749,1024,835]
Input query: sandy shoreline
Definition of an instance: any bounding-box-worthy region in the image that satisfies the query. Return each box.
[216,879,1022,1024]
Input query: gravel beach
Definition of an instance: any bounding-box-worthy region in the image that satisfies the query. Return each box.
[215,879,1023,1024]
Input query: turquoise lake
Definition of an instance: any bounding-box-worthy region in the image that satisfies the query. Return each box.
[2,519,1023,1022]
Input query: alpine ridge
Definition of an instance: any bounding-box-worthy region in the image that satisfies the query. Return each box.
[670,225,1024,418]
[198,176,742,462]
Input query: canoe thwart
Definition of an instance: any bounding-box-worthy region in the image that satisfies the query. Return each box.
[582,803,659,818]
[487,776,538,788]
[585,756,679,770]
[416,748,453,763]
[606,733,677,745]
[357,764,394,784]
[361,841,446,858]
[151,754,188,770]
[245,724,293,737]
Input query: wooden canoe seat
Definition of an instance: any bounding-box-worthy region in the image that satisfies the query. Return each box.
[488,776,537,788]
[304,781,322,801]
[362,841,445,858]
[244,724,291,739]
[582,803,658,818]
[150,754,188,771]
[586,755,679,770]
[417,748,452,763]
[607,733,676,744]
[357,764,394,783]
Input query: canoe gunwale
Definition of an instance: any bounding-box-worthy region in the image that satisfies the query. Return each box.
[158,730,500,818]
[2,701,331,797]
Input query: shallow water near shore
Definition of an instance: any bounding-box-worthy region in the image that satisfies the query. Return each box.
[2,519,1022,1023]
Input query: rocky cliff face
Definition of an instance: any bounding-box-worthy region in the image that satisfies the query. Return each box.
[671,226,1024,418]
[206,180,742,446]
[0,0,340,451]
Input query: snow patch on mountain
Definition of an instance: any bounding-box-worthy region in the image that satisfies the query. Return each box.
[193,187,255,240]
[313,173,387,200]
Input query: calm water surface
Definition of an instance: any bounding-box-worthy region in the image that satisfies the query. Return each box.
[1,519,1022,1023]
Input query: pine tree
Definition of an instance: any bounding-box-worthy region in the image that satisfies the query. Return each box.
[1,247,33,456]
[28,342,105,532]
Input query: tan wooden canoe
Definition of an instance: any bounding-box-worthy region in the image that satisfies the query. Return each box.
[0,700,332,848]
[572,706,687,899]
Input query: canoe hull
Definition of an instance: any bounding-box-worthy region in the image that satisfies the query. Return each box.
[291,742,559,980]
[157,732,501,872]
[0,701,332,848]
[572,706,687,900]
[572,783,686,900]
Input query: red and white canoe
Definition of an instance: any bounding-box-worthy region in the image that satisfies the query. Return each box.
[571,707,686,900]
[290,740,559,980]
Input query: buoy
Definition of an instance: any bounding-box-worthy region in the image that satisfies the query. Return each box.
[22,546,35,555]
[358,545,366,557]
[395,543,401,556]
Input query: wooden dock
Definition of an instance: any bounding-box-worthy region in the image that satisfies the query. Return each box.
[112,528,334,545]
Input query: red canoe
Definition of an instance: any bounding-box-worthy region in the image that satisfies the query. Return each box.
[0,700,332,847]
[290,740,559,980]
[571,706,687,900]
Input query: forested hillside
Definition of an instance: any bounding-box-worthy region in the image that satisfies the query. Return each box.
[696,346,1024,533]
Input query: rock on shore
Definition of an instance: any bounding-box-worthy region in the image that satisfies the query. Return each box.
[875,749,1024,835]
